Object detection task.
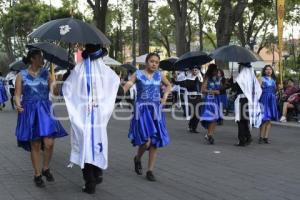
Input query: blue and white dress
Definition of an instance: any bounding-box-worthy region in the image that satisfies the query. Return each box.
[128,70,169,148]
[260,76,278,122]
[0,77,8,104]
[15,68,67,151]
[200,77,222,129]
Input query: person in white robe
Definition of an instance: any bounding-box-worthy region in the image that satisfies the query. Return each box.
[233,63,262,146]
[62,44,120,194]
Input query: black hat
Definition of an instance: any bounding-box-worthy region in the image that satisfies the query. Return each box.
[238,62,252,68]
[190,65,201,70]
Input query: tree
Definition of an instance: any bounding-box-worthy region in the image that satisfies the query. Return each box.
[150,6,175,57]
[235,0,273,50]
[167,0,188,56]
[87,0,109,34]
[215,0,248,47]
[138,0,149,55]
[188,0,204,51]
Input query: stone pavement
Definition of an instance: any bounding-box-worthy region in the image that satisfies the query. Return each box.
[0,104,299,200]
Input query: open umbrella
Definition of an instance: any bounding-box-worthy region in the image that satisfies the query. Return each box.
[102,56,122,66]
[9,60,27,71]
[28,17,111,45]
[174,51,212,71]
[159,57,178,71]
[26,42,74,68]
[121,64,137,72]
[210,45,261,63]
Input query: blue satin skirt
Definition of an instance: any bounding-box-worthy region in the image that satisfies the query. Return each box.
[128,101,170,148]
[260,92,279,122]
[218,94,228,109]
[15,100,68,151]
[200,95,222,129]
[0,86,8,103]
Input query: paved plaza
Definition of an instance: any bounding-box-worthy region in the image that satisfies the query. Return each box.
[0,104,299,200]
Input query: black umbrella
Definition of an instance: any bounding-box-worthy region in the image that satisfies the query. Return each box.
[174,51,212,70]
[28,17,111,45]
[9,60,27,71]
[121,64,137,72]
[159,57,178,71]
[26,42,74,68]
[210,45,261,63]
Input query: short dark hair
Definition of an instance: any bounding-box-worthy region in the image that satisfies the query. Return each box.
[288,78,294,83]
[145,52,160,63]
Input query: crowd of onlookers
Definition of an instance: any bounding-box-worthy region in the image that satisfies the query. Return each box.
[277,78,300,123]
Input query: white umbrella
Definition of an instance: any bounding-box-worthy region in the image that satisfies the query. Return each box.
[102,56,122,66]
[135,54,148,65]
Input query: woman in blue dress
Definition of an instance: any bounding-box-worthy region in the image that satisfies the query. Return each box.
[0,72,8,110]
[200,64,222,145]
[123,53,172,182]
[259,65,278,144]
[15,49,67,188]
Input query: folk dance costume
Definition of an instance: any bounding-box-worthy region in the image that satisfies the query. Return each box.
[260,76,279,122]
[234,64,262,146]
[200,77,222,129]
[15,68,67,151]
[62,48,120,194]
[0,76,8,108]
[128,70,170,148]
[6,71,17,110]
[185,72,203,133]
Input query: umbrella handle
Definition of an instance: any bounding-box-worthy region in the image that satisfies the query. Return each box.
[50,63,56,81]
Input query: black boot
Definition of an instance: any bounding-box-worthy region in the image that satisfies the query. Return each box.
[82,164,96,194]
[94,166,103,185]
[42,169,55,182]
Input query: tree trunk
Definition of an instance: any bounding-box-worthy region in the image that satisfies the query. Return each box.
[215,0,248,47]
[167,0,188,56]
[138,0,149,55]
[87,0,109,34]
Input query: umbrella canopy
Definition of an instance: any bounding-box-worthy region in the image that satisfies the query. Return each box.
[102,56,122,66]
[159,57,178,71]
[28,17,111,45]
[54,65,66,72]
[174,51,212,70]
[26,42,74,68]
[135,54,148,65]
[210,45,261,63]
[9,60,27,71]
[121,64,137,72]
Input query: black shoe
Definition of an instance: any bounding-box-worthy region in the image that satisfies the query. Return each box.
[146,171,156,182]
[245,137,253,146]
[95,168,103,185]
[82,183,96,194]
[217,120,223,125]
[205,134,214,145]
[42,169,55,182]
[134,156,143,175]
[263,138,270,144]
[234,142,246,147]
[34,175,45,188]
[190,129,199,134]
[258,137,264,144]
